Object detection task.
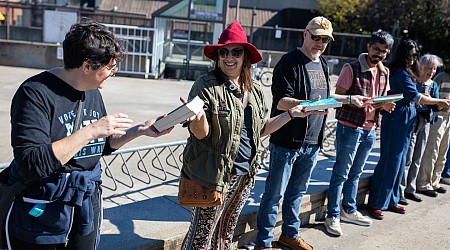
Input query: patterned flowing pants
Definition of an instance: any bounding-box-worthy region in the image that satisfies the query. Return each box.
[181,175,251,250]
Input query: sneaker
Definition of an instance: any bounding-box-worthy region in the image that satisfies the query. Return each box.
[324,216,342,236]
[278,234,314,250]
[441,177,450,185]
[340,210,373,226]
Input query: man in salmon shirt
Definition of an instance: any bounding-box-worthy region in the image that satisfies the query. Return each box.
[324,31,396,236]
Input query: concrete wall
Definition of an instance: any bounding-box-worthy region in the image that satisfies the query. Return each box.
[0,40,63,69]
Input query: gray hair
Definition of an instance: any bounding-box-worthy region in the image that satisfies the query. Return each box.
[419,54,443,68]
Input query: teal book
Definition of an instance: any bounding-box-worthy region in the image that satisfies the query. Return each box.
[300,98,343,112]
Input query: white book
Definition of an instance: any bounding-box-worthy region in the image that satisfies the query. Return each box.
[153,96,205,132]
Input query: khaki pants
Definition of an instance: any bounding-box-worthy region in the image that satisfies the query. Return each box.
[417,115,450,191]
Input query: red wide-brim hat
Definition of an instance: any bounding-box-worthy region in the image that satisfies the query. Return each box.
[204,20,262,64]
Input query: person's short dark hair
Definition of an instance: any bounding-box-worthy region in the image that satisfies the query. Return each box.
[63,17,125,69]
[368,30,394,49]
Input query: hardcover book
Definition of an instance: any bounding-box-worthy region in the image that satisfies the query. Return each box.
[300,98,343,112]
[372,94,404,104]
[154,96,205,132]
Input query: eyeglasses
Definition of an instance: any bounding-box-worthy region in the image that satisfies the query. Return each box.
[307,30,332,44]
[407,52,420,60]
[218,48,244,58]
[370,45,389,55]
[105,64,118,76]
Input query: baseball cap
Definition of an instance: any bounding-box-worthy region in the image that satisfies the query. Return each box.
[306,16,334,40]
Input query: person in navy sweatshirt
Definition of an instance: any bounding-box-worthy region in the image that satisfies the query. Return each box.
[5,18,172,250]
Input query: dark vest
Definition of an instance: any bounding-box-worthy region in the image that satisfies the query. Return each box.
[335,61,388,127]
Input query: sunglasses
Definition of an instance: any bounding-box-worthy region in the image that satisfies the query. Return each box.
[307,30,332,44]
[218,48,244,58]
[407,52,420,60]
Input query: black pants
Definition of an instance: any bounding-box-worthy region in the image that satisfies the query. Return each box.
[9,185,101,250]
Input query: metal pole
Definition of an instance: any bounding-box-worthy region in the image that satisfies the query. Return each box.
[6,0,10,40]
[186,0,192,79]
[249,6,255,44]
[235,0,240,20]
[223,0,229,28]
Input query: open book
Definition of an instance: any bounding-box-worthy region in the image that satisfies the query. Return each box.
[300,98,343,112]
[153,96,205,132]
[372,94,404,104]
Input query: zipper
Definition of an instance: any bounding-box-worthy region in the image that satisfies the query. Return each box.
[65,206,75,247]
[94,185,102,250]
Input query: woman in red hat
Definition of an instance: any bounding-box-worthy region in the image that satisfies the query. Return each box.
[179,20,311,249]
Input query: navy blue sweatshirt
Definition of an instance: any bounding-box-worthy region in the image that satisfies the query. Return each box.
[8,71,113,245]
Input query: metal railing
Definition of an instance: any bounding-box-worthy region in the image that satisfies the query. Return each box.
[100,120,338,190]
[1,120,339,191]
[321,119,338,158]
[101,140,187,191]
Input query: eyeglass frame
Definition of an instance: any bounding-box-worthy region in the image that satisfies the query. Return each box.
[370,45,390,55]
[307,30,332,44]
[217,48,244,58]
[105,63,119,76]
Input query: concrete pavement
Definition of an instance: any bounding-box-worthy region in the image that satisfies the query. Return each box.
[1,65,450,249]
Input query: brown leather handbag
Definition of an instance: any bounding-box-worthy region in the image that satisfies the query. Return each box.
[178,176,224,207]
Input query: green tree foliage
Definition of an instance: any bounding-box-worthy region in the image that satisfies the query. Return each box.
[362,0,450,58]
[317,0,367,33]
[318,0,450,59]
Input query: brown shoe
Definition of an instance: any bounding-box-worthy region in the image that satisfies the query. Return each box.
[278,234,313,250]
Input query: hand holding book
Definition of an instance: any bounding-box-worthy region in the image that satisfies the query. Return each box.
[380,102,396,112]
[299,97,343,112]
[153,96,205,132]
[288,104,328,118]
[140,114,174,136]
[179,97,206,125]
[350,95,372,108]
